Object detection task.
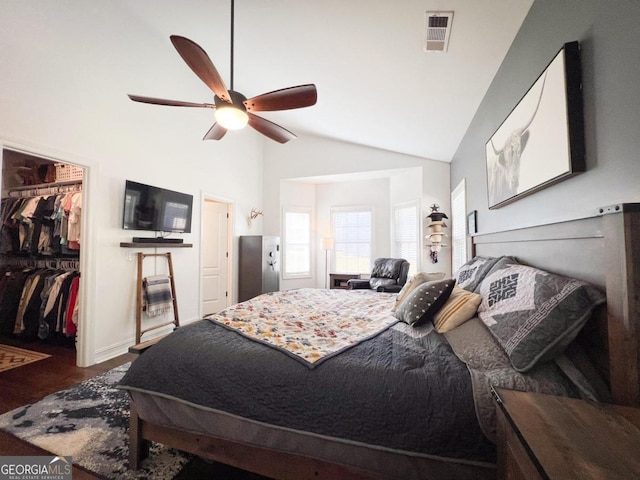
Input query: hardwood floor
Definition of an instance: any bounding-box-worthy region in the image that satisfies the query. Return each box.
[0,339,135,480]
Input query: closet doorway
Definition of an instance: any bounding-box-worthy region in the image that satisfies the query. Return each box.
[200,196,232,316]
[0,145,86,367]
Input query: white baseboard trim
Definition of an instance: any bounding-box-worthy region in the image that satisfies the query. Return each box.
[93,317,201,365]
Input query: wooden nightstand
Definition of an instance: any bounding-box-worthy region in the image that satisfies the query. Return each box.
[493,387,640,480]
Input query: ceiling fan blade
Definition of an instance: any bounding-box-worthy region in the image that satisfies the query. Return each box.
[244,84,318,112]
[170,35,231,103]
[203,122,227,141]
[248,113,296,144]
[128,94,214,108]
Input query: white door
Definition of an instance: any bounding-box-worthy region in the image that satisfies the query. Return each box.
[201,199,230,315]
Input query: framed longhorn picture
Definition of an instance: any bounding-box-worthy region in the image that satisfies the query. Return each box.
[485,41,585,209]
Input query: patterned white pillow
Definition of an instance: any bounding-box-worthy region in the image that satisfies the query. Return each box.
[477,263,606,372]
[453,256,501,292]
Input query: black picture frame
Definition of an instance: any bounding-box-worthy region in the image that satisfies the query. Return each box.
[485,41,585,209]
[467,210,477,235]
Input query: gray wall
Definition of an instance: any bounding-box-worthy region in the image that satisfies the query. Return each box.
[451,0,640,234]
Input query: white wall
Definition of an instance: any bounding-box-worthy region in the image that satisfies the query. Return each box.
[315,177,391,288]
[0,3,265,366]
[263,135,451,282]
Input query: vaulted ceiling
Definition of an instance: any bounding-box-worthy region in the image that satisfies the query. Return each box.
[120,0,532,161]
[2,0,534,162]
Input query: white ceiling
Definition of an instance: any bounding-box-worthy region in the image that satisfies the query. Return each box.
[124,0,534,162]
[3,0,534,163]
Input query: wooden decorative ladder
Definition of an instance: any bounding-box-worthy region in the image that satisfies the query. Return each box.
[131,252,180,353]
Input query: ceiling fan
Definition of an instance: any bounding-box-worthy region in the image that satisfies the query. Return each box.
[128,0,317,144]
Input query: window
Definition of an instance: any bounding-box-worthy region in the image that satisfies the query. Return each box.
[331,208,372,274]
[283,207,311,278]
[451,179,467,272]
[393,201,419,276]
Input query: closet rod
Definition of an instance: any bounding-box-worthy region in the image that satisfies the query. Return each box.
[0,255,79,270]
[5,181,82,198]
[8,179,82,191]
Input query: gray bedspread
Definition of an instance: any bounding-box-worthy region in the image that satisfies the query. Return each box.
[119,318,496,462]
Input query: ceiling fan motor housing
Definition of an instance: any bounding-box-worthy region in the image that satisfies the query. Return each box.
[215,90,248,110]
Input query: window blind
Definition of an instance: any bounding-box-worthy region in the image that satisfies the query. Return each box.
[450,179,467,272]
[332,208,372,274]
[283,208,311,277]
[394,202,418,276]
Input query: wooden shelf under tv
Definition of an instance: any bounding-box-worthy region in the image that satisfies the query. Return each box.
[120,242,193,248]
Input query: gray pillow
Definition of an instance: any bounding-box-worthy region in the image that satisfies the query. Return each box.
[394,279,455,327]
[453,256,504,293]
[392,271,446,312]
[477,263,606,372]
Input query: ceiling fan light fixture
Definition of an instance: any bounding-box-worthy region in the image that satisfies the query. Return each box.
[215,104,248,130]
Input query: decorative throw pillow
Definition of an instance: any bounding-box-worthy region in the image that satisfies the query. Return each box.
[477,263,606,372]
[453,256,503,293]
[394,278,455,326]
[392,271,446,312]
[433,286,482,333]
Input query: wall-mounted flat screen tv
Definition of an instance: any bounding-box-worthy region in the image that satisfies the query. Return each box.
[122,180,193,233]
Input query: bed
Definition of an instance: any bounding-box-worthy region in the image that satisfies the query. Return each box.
[118,204,640,480]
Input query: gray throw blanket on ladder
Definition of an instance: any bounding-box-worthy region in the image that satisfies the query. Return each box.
[143,275,173,317]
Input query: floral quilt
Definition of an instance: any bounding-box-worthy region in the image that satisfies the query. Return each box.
[204,288,398,367]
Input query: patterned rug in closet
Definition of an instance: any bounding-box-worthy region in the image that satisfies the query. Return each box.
[0,344,50,373]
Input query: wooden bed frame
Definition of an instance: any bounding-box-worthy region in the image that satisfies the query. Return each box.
[129,204,640,480]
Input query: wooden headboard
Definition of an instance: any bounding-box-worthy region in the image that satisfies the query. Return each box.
[471,203,640,406]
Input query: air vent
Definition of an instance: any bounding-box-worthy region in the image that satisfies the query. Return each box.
[424,11,454,53]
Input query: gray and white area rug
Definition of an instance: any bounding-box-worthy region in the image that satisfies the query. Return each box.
[0,363,268,479]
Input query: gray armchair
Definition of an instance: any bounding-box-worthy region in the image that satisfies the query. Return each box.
[347,258,410,293]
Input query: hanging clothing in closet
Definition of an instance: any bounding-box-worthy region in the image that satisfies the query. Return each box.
[0,265,80,341]
[0,267,32,337]
[0,190,82,256]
